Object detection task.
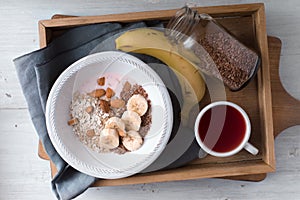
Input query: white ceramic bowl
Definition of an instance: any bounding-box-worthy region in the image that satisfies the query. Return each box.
[45,51,173,179]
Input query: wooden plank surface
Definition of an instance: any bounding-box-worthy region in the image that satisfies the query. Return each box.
[1,0,300,200]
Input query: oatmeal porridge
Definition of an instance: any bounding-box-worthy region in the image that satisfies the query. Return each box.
[67,76,152,154]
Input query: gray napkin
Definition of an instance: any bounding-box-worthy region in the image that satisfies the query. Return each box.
[14,21,200,200]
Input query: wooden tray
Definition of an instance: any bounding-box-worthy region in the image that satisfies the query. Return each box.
[37,3,300,184]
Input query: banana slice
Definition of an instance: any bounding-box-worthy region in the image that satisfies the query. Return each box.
[127,94,148,116]
[121,110,141,131]
[99,128,119,149]
[122,130,143,151]
[105,117,125,131]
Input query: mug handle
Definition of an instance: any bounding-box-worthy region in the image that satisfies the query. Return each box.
[244,142,259,155]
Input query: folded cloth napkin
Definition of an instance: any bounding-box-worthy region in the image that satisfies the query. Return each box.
[14,20,200,200]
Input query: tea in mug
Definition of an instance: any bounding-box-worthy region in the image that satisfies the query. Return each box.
[197,105,246,153]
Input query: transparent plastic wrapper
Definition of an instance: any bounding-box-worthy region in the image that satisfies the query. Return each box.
[166,6,260,91]
[50,17,234,177]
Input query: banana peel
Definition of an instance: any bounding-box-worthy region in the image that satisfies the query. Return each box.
[115,28,206,125]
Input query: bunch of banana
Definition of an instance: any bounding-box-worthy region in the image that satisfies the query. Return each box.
[115,28,206,125]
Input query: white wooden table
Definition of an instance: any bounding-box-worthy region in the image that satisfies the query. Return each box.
[1,0,299,199]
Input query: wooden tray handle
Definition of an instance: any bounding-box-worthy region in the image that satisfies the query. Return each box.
[268,36,300,137]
